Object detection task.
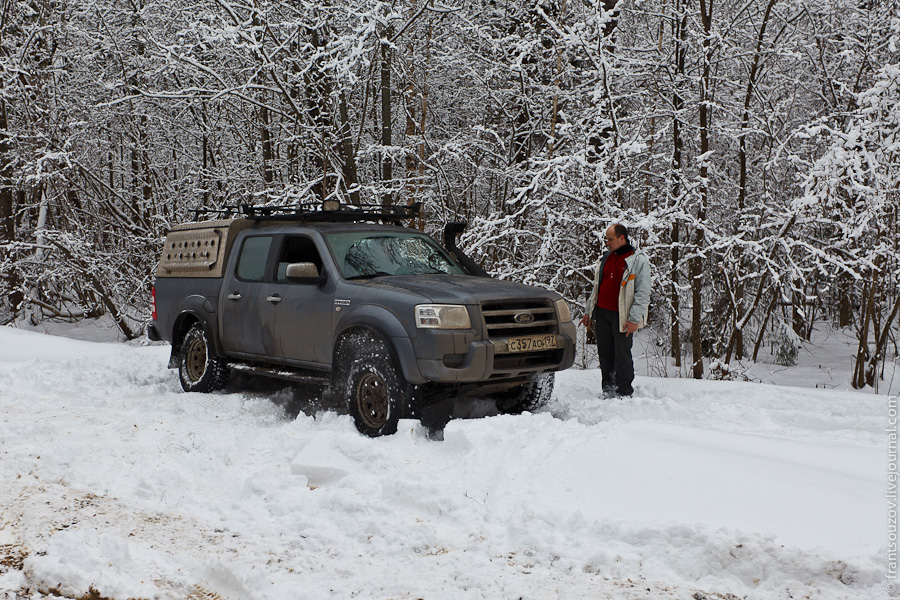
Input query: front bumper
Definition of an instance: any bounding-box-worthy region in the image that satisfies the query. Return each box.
[414,320,576,383]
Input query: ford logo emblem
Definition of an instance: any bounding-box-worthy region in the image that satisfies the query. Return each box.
[514,312,535,324]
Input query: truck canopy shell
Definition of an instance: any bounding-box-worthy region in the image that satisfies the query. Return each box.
[156,218,253,278]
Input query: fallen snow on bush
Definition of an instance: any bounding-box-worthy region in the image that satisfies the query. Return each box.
[0,327,889,599]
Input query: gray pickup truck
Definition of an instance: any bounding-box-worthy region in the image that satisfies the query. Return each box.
[147,202,576,436]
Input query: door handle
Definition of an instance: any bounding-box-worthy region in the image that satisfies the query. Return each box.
[227,293,242,300]
[266,295,282,304]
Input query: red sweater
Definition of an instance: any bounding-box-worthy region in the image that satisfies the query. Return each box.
[597,248,634,311]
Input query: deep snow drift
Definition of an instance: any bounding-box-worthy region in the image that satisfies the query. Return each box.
[0,326,892,599]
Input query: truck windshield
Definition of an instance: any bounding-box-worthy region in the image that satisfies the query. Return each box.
[325,231,466,279]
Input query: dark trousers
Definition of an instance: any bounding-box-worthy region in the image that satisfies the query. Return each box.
[593,308,634,396]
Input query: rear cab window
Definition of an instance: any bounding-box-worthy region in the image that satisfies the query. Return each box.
[236,236,273,281]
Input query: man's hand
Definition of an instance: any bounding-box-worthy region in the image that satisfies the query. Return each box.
[624,321,639,336]
[579,314,592,327]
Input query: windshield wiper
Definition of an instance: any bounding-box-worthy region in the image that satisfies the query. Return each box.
[345,271,393,280]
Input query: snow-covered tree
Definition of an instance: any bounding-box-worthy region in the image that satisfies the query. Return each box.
[794,16,900,388]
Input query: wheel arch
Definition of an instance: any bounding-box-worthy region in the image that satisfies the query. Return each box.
[168,310,222,369]
[333,307,424,384]
[332,325,396,380]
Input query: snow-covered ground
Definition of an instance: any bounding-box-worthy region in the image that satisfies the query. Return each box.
[0,324,893,599]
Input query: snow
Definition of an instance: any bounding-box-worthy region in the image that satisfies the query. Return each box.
[0,325,893,599]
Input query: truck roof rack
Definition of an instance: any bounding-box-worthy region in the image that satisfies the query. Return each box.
[190,201,423,224]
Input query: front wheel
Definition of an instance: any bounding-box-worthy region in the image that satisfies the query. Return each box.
[495,372,555,414]
[338,333,415,437]
[179,323,229,392]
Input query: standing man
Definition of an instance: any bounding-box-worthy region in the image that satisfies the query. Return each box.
[579,224,651,397]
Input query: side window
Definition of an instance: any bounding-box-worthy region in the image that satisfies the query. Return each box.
[276,236,323,282]
[236,236,273,282]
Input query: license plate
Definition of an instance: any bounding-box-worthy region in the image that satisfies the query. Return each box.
[506,334,557,353]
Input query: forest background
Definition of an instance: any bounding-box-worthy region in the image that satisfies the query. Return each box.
[0,0,898,389]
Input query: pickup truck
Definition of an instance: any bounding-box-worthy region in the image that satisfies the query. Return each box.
[147,202,576,436]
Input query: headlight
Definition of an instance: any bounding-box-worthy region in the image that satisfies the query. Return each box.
[554,298,572,323]
[415,304,472,329]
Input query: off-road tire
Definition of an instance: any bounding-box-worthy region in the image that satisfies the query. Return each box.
[179,323,229,393]
[495,372,555,414]
[339,333,412,437]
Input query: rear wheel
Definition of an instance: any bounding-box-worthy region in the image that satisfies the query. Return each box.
[338,332,415,437]
[179,323,229,392]
[494,372,555,414]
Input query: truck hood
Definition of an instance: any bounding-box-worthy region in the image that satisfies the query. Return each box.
[369,275,559,304]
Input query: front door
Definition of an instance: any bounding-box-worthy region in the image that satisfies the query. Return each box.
[267,235,334,364]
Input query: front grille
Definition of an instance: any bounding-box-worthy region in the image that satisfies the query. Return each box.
[481,299,557,338]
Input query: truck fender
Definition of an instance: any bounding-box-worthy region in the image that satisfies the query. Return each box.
[333,305,425,385]
[168,296,223,367]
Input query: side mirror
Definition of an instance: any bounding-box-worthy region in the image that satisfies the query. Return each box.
[286,262,325,285]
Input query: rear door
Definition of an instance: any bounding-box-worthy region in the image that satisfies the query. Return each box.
[265,234,335,364]
[220,234,277,357]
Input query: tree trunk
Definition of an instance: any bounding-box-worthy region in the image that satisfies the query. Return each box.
[305,25,334,203]
[752,290,778,362]
[416,13,430,231]
[202,131,210,206]
[669,0,688,369]
[140,115,152,215]
[690,248,704,378]
[404,18,419,225]
[853,265,879,389]
[338,92,361,205]
[260,105,275,190]
[0,98,22,312]
[381,33,393,207]
[671,221,681,367]
[866,293,900,388]
[643,116,655,214]
[24,184,49,325]
[130,139,141,218]
[731,0,777,361]
[792,283,805,337]
[838,272,852,327]
[692,0,713,379]
[737,0,777,215]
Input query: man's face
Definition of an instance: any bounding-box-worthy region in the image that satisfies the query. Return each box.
[605,228,626,252]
